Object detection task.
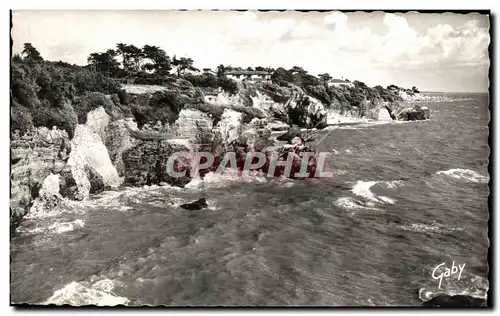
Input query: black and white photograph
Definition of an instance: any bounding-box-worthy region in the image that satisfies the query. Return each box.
[9,8,491,307]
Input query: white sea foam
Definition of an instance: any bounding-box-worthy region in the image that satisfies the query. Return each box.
[44,279,129,306]
[49,219,85,234]
[399,222,464,233]
[378,196,396,204]
[352,181,380,202]
[350,180,402,205]
[436,168,489,184]
[334,197,377,210]
[185,169,268,189]
[16,219,85,235]
[380,180,405,189]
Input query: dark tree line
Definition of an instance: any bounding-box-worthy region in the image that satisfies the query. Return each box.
[87,43,198,78]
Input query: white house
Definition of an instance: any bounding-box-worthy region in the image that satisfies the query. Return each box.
[202,68,216,75]
[327,79,354,88]
[226,70,272,82]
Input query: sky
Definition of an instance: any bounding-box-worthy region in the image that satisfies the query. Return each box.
[12,10,490,92]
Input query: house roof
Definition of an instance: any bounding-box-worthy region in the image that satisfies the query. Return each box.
[330,79,350,83]
[226,70,271,76]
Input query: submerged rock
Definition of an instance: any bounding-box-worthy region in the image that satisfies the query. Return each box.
[179,198,208,210]
[422,295,486,307]
[276,125,301,143]
[394,104,430,121]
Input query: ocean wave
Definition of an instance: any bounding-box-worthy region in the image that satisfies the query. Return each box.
[43,279,129,306]
[334,197,377,210]
[351,180,402,204]
[379,180,405,189]
[16,219,85,235]
[399,222,464,233]
[352,181,380,202]
[435,168,489,184]
[185,169,269,189]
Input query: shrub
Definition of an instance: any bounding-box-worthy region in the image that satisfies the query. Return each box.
[271,67,295,84]
[184,73,218,88]
[216,77,238,94]
[70,68,121,95]
[11,61,41,108]
[11,102,34,135]
[118,89,130,105]
[130,91,187,128]
[72,92,116,124]
[305,84,331,106]
[31,102,78,138]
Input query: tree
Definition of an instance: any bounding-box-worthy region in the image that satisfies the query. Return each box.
[216,64,226,78]
[271,67,295,85]
[141,45,172,76]
[246,66,254,71]
[172,55,188,76]
[22,43,43,61]
[290,66,307,74]
[116,43,129,69]
[172,57,196,76]
[255,66,265,71]
[318,73,332,82]
[178,57,194,76]
[11,53,23,63]
[115,43,143,73]
[87,50,120,76]
[412,86,420,93]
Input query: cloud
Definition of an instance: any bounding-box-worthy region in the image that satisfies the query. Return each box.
[321,12,489,70]
[11,11,489,91]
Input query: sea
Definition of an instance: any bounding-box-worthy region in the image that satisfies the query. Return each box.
[10,93,490,306]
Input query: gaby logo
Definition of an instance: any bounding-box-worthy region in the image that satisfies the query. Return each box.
[432,261,466,289]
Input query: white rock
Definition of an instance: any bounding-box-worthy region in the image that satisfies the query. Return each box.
[68,124,122,199]
[216,109,243,146]
[175,109,213,146]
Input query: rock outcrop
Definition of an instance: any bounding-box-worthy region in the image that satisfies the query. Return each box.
[10,107,125,232]
[25,173,63,219]
[122,137,192,188]
[180,198,208,210]
[393,104,431,121]
[422,295,487,307]
[175,109,213,149]
[104,118,138,176]
[10,127,71,232]
[215,109,244,147]
[67,108,122,199]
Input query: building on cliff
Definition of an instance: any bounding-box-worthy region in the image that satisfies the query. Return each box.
[226,70,272,82]
[327,78,354,88]
[202,68,216,75]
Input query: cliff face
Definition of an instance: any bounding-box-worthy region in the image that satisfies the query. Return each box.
[104,118,138,176]
[175,109,213,148]
[10,107,124,232]
[10,127,71,231]
[67,108,122,199]
[10,77,433,232]
[122,138,192,188]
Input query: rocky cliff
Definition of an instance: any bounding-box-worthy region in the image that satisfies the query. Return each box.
[10,107,124,233]
[10,76,432,233]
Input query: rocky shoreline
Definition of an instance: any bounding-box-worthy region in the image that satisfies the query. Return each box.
[11,74,439,234]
